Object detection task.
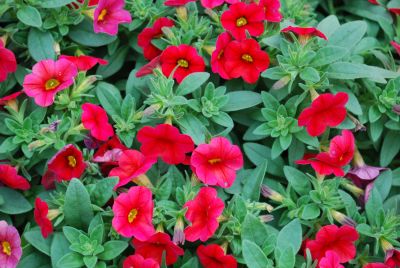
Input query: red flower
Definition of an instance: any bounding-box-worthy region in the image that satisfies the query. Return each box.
[0,91,23,107]
[160,44,205,83]
[296,153,345,177]
[138,18,175,60]
[109,150,156,188]
[81,103,114,141]
[191,137,243,188]
[224,38,270,83]
[390,41,400,56]
[385,249,400,268]
[93,0,132,36]
[184,187,224,242]
[0,164,30,190]
[123,254,159,268]
[59,55,108,71]
[34,198,53,238]
[132,232,184,265]
[47,144,87,182]
[319,251,344,268]
[93,135,128,175]
[201,0,224,8]
[305,225,359,263]
[298,92,349,137]
[197,244,238,268]
[136,55,161,78]
[221,2,265,40]
[211,32,233,80]
[281,26,327,41]
[259,0,282,22]
[389,8,400,15]
[364,264,390,268]
[0,40,17,83]
[137,124,195,165]
[112,186,155,240]
[368,0,379,4]
[164,0,196,6]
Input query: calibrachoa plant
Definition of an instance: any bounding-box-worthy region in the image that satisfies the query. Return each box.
[1,0,400,267]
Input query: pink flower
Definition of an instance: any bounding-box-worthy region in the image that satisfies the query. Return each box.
[201,0,224,9]
[123,254,159,268]
[81,103,114,141]
[0,221,22,268]
[0,40,17,83]
[23,59,78,107]
[191,137,243,188]
[94,0,132,36]
[319,251,344,268]
[59,55,108,71]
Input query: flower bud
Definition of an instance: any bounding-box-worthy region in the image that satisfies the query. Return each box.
[173,217,185,245]
[161,26,175,40]
[272,76,291,90]
[380,238,394,252]
[28,140,46,151]
[330,210,356,227]
[133,174,154,188]
[393,104,400,115]
[176,6,187,21]
[204,8,219,22]
[259,214,274,223]
[47,209,61,221]
[203,45,216,56]
[261,185,284,203]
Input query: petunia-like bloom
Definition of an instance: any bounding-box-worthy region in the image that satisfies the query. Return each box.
[138,18,175,60]
[0,221,22,268]
[46,144,87,182]
[385,249,400,268]
[93,135,127,175]
[220,2,265,40]
[319,251,344,268]
[390,41,400,56]
[0,40,17,83]
[132,232,185,265]
[281,26,327,44]
[259,0,282,22]
[93,0,132,36]
[305,225,359,263]
[34,198,53,238]
[164,0,196,6]
[211,32,233,80]
[0,164,30,190]
[112,186,155,240]
[364,264,390,268]
[81,103,114,141]
[109,150,156,188]
[183,187,225,242]
[191,137,243,188]
[223,38,270,84]
[160,44,205,83]
[296,153,346,177]
[23,59,78,107]
[123,254,159,268]
[298,92,349,137]
[137,124,195,165]
[197,244,238,268]
[201,0,224,9]
[59,55,108,71]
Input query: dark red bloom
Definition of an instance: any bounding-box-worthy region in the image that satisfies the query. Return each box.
[123,254,159,268]
[259,0,282,22]
[160,44,205,83]
[82,103,114,141]
[364,264,390,268]
[298,92,349,137]
[0,164,30,190]
[46,144,87,182]
[184,187,224,242]
[132,232,184,265]
[388,8,400,15]
[319,251,344,268]
[390,41,400,56]
[164,0,196,6]
[34,198,53,238]
[221,2,265,40]
[59,55,108,71]
[305,225,359,263]
[0,40,17,83]
[137,124,195,165]
[385,249,400,268]
[191,137,243,188]
[211,32,232,80]
[136,56,161,78]
[138,18,175,60]
[281,26,327,41]
[197,244,238,268]
[93,135,128,175]
[223,38,270,84]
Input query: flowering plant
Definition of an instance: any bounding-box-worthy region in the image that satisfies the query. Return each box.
[1,0,400,267]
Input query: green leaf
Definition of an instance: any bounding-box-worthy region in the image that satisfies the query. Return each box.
[294,129,319,147]
[69,19,116,47]
[300,67,320,83]
[83,256,97,268]
[380,131,400,166]
[96,82,122,118]
[242,161,268,201]
[51,233,71,268]
[63,226,82,245]
[311,46,349,67]
[277,247,295,268]
[242,240,271,268]
[28,28,55,61]
[328,20,367,49]
[57,252,84,268]
[275,219,302,256]
[374,170,392,201]
[64,179,94,230]
[317,15,340,37]
[97,241,128,260]
[40,0,74,8]
[97,47,129,78]
[221,91,262,112]
[283,166,311,195]
[17,6,42,28]
[18,252,50,268]
[88,177,118,207]
[176,72,210,95]
[301,204,320,220]
[241,213,269,247]
[366,188,384,226]
[243,143,284,176]
[0,187,32,214]
[24,228,52,256]
[178,113,206,145]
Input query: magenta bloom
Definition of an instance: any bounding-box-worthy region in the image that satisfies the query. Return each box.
[23,59,78,107]
[0,221,22,268]
[94,0,132,36]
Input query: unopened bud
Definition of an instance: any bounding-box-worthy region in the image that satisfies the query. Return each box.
[53,42,60,56]
[82,8,95,20]
[261,185,284,203]
[342,182,364,197]
[380,238,394,252]
[259,214,274,223]
[176,6,187,21]
[47,209,61,221]
[28,140,46,151]
[203,45,216,56]
[161,26,175,40]
[393,105,400,115]
[272,76,291,90]
[173,217,185,245]
[204,8,219,22]
[331,210,356,227]
[133,174,154,188]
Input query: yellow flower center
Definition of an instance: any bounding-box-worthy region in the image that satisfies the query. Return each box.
[177,59,189,68]
[241,54,253,62]
[45,79,60,91]
[128,209,138,223]
[208,158,222,165]
[67,156,77,167]
[236,17,248,27]
[98,9,108,21]
[2,241,11,256]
